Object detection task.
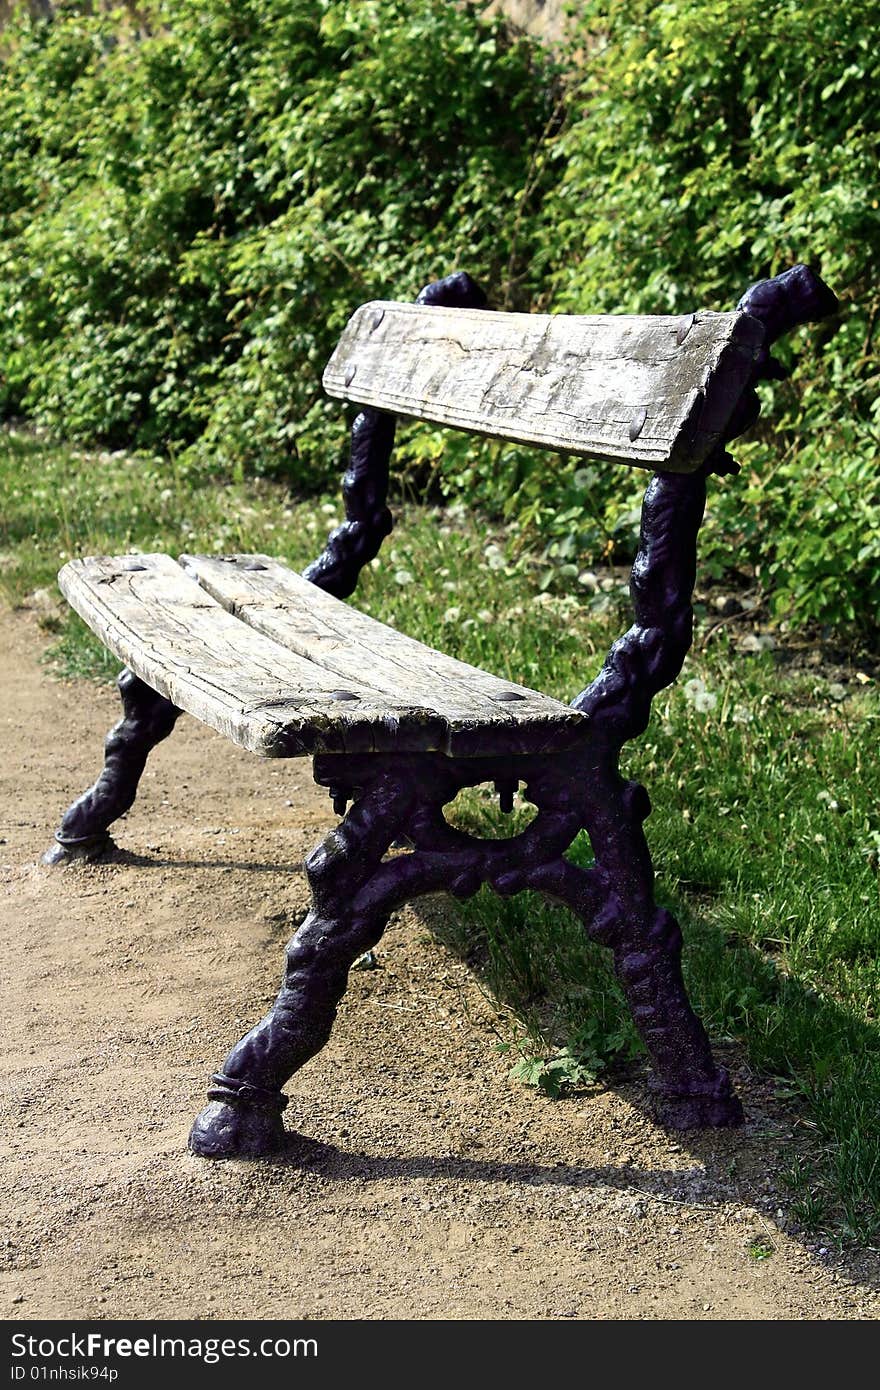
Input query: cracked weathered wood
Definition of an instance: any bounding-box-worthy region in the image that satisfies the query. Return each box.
[181,552,562,719]
[58,554,587,758]
[323,302,764,472]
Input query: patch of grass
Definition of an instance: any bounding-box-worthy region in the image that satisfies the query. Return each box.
[781,1158,829,1234]
[2,427,879,1241]
[0,427,353,675]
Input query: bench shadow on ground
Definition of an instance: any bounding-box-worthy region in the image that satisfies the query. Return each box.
[355,882,880,1280]
[90,845,296,876]
[49,830,876,1300]
[263,1130,880,1294]
[94,837,879,1281]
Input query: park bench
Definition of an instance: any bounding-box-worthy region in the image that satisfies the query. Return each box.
[46,264,838,1159]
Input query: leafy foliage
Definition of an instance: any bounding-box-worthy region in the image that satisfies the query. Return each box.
[0,0,556,469]
[0,0,878,628]
[502,1018,638,1098]
[536,0,880,629]
[400,0,880,631]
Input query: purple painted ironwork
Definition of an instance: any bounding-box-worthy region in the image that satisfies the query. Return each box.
[299,408,396,601]
[302,272,487,600]
[737,262,839,383]
[43,669,181,865]
[189,264,839,1158]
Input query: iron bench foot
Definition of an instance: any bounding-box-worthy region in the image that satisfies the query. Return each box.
[43,667,181,866]
[189,1076,289,1159]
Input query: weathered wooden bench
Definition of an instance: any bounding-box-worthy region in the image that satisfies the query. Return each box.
[46,265,838,1158]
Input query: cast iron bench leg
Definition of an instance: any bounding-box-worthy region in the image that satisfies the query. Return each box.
[189,750,741,1158]
[43,668,182,865]
[189,768,414,1158]
[583,777,742,1127]
[527,849,741,1127]
[518,776,741,1128]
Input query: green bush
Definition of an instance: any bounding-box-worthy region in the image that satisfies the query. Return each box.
[0,0,557,470]
[404,0,880,631]
[534,0,880,628]
[0,0,878,629]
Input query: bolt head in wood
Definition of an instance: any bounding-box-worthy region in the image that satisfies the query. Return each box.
[371,308,385,331]
[493,691,527,702]
[675,313,696,346]
[330,689,359,701]
[629,407,648,442]
[344,365,357,386]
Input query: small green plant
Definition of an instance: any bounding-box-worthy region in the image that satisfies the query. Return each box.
[780,1157,830,1232]
[791,1193,828,1233]
[500,1019,637,1099]
[780,1156,813,1193]
[747,1238,776,1261]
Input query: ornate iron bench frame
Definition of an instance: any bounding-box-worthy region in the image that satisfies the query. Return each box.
[46,265,838,1158]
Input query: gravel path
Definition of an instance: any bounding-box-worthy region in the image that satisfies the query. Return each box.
[2,607,877,1320]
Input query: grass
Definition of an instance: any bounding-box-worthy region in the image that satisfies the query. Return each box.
[2,425,879,1243]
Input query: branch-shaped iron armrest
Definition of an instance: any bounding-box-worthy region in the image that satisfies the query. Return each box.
[571,264,840,742]
[303,271,488,598]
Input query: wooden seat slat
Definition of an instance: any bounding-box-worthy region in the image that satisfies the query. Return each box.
[59,554,586,758]
[323,302,764,472]
[181,552,557,715]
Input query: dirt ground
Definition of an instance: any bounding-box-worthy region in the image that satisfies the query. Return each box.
[1,605,878,1321]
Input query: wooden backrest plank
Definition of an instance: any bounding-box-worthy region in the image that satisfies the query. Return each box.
[323,302,763,472]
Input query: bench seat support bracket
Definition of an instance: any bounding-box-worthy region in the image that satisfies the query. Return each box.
[189,746,742,1159]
